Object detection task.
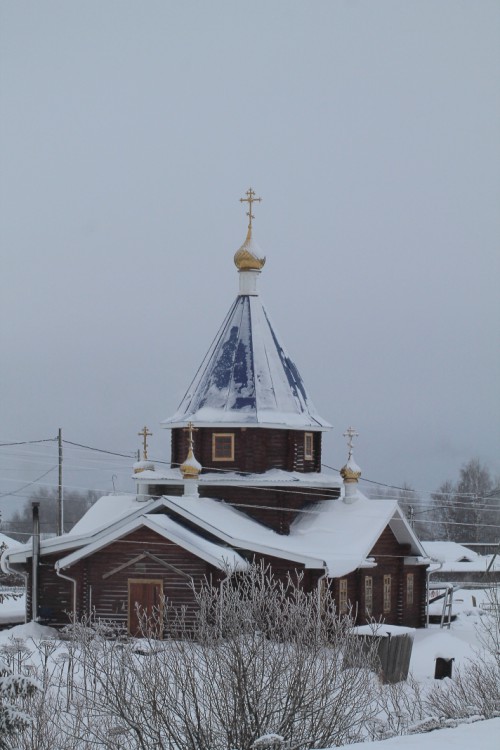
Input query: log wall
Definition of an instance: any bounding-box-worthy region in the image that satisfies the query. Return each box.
[171,427,322,473]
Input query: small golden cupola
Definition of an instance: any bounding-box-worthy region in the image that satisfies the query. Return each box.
[133,426,155,474]
[234,188,266,295]
[180,422,202,496]
[340,427,361,504]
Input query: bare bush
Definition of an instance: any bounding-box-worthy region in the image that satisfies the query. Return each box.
[18,564,381,750]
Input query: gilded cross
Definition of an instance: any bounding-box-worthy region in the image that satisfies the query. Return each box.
[343,426,359,459]
[138,426,152,460]
[239,187,262,233]
[183,421,198,452]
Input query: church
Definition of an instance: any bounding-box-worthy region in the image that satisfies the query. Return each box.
[2,190,429,632]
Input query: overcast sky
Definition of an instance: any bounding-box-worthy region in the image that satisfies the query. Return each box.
[1,1,499,522]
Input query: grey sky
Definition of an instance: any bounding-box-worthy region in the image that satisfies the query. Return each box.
[1,1,499,520]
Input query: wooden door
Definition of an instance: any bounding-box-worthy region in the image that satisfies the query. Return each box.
[128,579,163,637]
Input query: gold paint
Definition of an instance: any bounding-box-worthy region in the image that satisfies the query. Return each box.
[340,464,361,483]
[234,243,266,271]
[234,188,266,271]
[239,187,262,234]
[183,421,198,452]
[138,425,152,460]
[340,426,361,483]
[180,421,201,479]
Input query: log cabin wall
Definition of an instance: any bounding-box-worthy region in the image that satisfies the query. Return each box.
[27,530,426,631]
[171,427,322,474]
[27,552,80,626]
[83,527,211,633]
[360,525,427,627]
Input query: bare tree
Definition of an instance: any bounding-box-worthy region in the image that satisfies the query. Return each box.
[424,459,499,543]
[6,488,99,541]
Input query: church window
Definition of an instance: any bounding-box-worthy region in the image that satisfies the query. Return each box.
[364,576,373,616]
[406,573,414,605]
[339,578,348,613]
[212,433,235,461]
[383,575,391,613]
[304,432,314,460]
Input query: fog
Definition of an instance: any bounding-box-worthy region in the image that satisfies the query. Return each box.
[1,1,499,522]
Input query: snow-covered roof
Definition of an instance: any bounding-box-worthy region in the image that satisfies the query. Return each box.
[70,494,151,536]
[56,513,247,573]
[423,541,500,574]
[0,532,21,549]
[163,490,427,578]
[422,541,479,564]
[162,294,331,431]
[135,466,342,488]
[4,488,427,580]
[4,495,161,565]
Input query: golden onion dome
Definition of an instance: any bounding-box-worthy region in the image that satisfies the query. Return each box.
[180,447,202,480]
[234,228,266,271]
[340,457,362,484]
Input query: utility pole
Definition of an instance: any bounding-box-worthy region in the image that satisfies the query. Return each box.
[57,428,63,536]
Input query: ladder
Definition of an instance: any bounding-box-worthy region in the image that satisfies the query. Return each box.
[440,586,454,628]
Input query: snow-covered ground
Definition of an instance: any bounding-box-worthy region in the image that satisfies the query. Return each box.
[410,588,490,680]
[319,717,500,750]
[0,591,25,624]
[0,587,497,749]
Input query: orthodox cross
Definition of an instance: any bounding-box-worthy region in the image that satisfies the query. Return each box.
[138,426,152,460]
[239,187,262,233]
[343,426,359,459]
[183,421,198,452]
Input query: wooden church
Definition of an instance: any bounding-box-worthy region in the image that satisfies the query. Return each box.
[2,190,429,633]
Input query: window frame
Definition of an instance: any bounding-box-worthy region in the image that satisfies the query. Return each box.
[212,433,235,462]
[406,573,414,606]
[304,432,314,460]
[383,574,391,613]
[364,575,373,616]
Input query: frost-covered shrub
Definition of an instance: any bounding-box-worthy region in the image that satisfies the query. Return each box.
[0,657,38,749]
[33,564,381,750]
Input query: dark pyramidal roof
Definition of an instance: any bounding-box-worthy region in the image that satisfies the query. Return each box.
[162,243,331,431]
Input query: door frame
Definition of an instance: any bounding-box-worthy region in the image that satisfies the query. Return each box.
[127,578,164,636]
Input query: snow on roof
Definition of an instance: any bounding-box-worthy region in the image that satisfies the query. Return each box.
[162,294,331,430]
[422,541,480,564]
[3,489,426,579]
[5,495,161,565]
[352,624,415,637]
[0,532,21,549]
[163,491,426,578]
[70,494,148,536]
[135,466,342,488]
[56,512,248,573]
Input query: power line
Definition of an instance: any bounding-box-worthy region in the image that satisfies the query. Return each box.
[62,440,135,459]
[0,438,57,447]
[0,466,58,499]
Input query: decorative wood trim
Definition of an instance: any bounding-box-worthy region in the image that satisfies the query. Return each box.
[339,578,348,613]
[383,574,391,613]
[103,551,192,581]
[304,432,314,460]
[364,575,373,616]
[406,573,414,605]
[212,433,235,461]
[104,554,146,580]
